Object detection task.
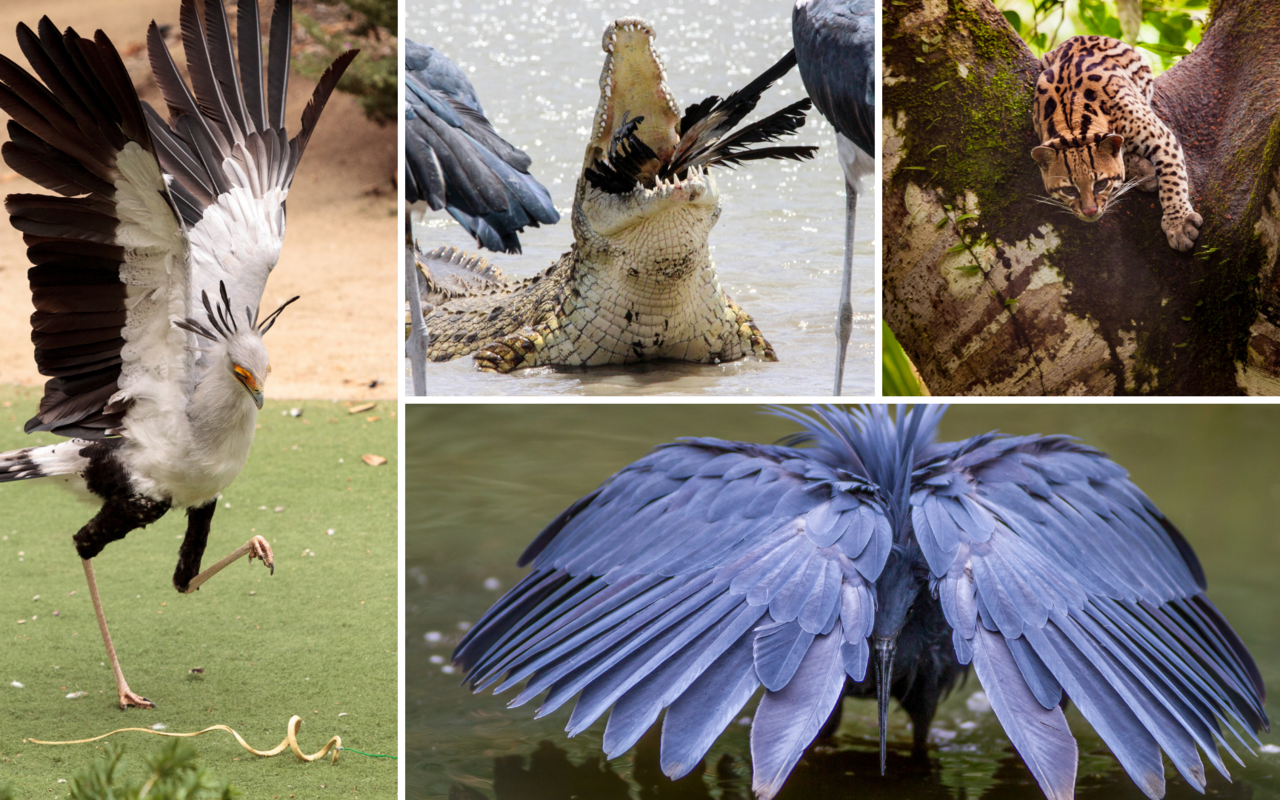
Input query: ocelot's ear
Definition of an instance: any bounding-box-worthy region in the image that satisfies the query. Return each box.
[1099,133,1125,156]
[1031,146,1058,167]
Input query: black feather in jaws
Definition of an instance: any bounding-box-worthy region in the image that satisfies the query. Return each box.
[661,49,817,179]
[584,113,659,194]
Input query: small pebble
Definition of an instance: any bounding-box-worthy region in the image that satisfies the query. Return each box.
[11,681,23,688]
[53,611,59,617]
[424,631,443,644]
[736,716,751,726]
[338,712,347,717]
[327,529,336,536]
[966,692,991,714]
[1261,744,1280,754]
[290,408,302,417]
[249,591,256,596]
[150,723,167,731]
[441,665,456,675]
[32,595,39,601]
[429,655,444,665]
[66,691,87,699]
[929,728,957,743]
[958,721,977,731]
[457,621,472,632]
[483,578,501,591]
[274,506,284,513]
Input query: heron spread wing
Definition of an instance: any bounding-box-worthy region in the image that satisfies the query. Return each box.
[915,434,1268,800]
[404,40,559,254]
[454,433,895,799]
[792,0,875,157]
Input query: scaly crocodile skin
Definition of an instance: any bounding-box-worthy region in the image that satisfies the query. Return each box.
[423,18,777,373]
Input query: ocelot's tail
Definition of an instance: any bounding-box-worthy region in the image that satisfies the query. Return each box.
[0,441,89,483]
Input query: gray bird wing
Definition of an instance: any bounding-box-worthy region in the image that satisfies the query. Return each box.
[792,0,875,156]
[915,434,1268,800]
[404,40,559,254]
[453,435,894,800]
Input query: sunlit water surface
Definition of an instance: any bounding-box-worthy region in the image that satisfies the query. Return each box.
[406,405,1280,799]
[406,0,874,396]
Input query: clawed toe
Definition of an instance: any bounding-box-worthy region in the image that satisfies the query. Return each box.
[119,690,155,710]
[248,535,274,575]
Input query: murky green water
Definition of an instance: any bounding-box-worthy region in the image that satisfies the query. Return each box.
[406,0,874,396]
[405,404,1280,799]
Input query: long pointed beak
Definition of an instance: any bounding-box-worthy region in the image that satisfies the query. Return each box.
[875,637,897,776]
[251,388,264,409]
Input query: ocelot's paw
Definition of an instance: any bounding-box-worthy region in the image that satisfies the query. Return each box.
[1163,210,1203,252]
[1124,153,1158,192]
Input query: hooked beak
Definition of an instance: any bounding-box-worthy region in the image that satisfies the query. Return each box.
[875,637,897,776]
[233,365,265,409]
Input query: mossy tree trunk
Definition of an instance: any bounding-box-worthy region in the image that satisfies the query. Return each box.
[883,0,1280,395]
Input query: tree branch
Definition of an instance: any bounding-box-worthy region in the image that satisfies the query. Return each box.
[883,0,1280,395]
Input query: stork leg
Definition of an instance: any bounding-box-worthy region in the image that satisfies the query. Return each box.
[833,179,856,396]
[405,210,429,395]
[81,558,154,709]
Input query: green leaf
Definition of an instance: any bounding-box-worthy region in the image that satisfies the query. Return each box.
[1181,316,1192,321]
[954,213,979,223]
[954,264,983,276]
[1137,41,1191,56]
[930,80,951,91]
[882,322,923,396]
[1002,10,1023,32]
[945,242,968,254]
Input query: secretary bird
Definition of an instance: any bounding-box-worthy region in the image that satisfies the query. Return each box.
[0,0,354,708]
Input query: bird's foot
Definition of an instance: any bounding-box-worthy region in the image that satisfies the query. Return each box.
[118,687,155,710]
[248,535,274,575]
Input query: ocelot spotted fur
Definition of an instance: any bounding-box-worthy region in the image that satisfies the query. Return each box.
[1031,35,1201,251]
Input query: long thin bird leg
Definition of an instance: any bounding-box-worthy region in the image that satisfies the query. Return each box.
[82,558,154,709]
[182,537,274,594]
[833,179,856,396]
[405,210,428,396]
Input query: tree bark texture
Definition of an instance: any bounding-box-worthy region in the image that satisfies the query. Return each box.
[883,0,1280,395]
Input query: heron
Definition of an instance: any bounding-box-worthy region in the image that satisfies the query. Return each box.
[0,0,354,709]
[792,0,875,397]
[453,405,1268,800]
[404,40,560,256]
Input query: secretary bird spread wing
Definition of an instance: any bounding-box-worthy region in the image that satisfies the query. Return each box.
[454,405,1267,800]
[0,0,354,709]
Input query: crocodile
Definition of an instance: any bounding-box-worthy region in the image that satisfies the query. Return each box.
[422,18,808,372]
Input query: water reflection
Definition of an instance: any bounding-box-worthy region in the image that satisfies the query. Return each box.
[446,735,1257,800]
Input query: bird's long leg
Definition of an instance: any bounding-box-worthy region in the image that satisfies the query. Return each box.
[82,558,154,709]
[833,179,856,396]
[405,210,429,396]
[182,537,274,594]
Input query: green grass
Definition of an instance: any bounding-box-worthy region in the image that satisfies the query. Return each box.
[0,387,397,798]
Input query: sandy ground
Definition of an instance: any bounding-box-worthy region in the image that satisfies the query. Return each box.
[0,0,398,400]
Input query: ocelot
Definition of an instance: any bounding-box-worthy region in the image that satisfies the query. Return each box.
[1031,35,1201,251]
